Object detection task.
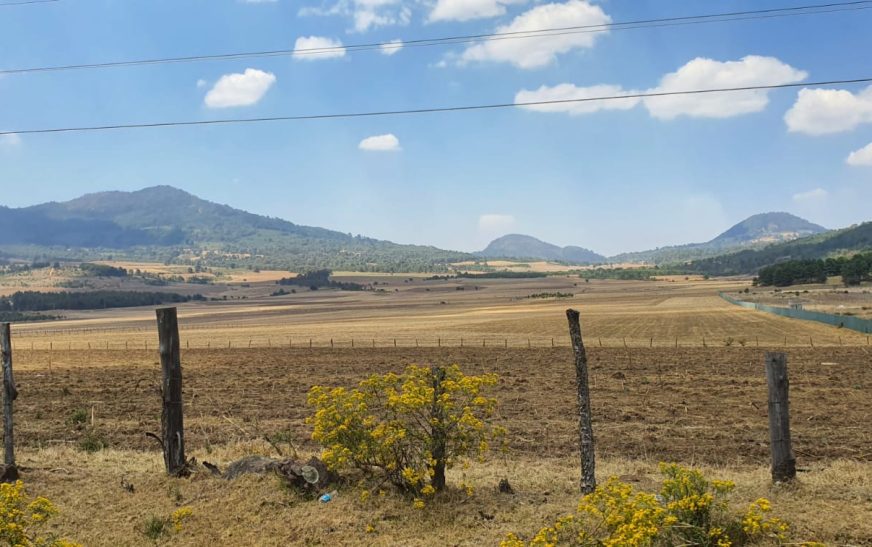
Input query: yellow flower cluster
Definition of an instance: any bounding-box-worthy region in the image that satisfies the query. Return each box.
[308,365,506,497]
[171,507,194,533]
[503,464,794,547]
[742,498,789,542]
[0,481,81,547]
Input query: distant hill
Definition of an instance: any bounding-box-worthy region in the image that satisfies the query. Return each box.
[687,221,872,275]
[478,234,606,264]
[0,186,470,272]
[611,212,827,264]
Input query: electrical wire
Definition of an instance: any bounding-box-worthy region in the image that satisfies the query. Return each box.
[1,0,870,75]
[2,77,869,137]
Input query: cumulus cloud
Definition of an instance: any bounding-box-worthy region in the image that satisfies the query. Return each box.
[380,39,404,55]
[429,0,523,22]
[204,69,276,108]
[643,56,807,120]
[515,55,806,120]
[785,85,872,135]
[460,1,610,69]
[793,188,829,202]
[478,214,516,234]
[196,79,208,88]
[515,84,640,115]
[846,142,872,166]
[300,0,411,32]
[0,133,22,148]
[359,133,401,151]
[293,36,347,61]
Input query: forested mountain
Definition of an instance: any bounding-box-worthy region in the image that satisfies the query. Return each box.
[0,186,470,272]
[478,234,606,264]
[687,221,872,275]
[611,212,826,264]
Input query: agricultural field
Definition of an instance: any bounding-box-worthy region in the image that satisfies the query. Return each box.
[2,276,871,545]
[8,276,871,349]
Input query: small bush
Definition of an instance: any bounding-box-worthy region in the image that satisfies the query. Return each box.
[308,365,506,496]
[68,409,88,426]
[142,516,168,541]
[78,431,107,453]
[503,464,791,546]
[0,481,81,546]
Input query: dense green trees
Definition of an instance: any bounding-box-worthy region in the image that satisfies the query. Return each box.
[0,291,203,312]
[754,253,872,287]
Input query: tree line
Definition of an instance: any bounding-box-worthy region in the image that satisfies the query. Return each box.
[754,253,872,287]
[0,290,204,312]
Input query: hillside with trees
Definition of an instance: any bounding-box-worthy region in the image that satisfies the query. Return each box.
[688,222,872,275]
[0,186,470,272]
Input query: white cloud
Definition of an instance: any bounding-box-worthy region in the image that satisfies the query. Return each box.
[359,133,401,151]
[204,68,276,108]
[380,39,404,55]
[429,0,523,22]
[478,214,516,234]
[196,79,208,88]
[643,56,807,120]
[299,0,411,32]
[515,84,640,115]
[846,142,872,166]
[460,1,610,69]
[793,188,829,202]
[514,55,806,120]
[784,85,872,135]
[293,36,347,61]
[0,133,21,148]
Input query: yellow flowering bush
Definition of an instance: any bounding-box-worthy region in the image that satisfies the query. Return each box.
[502,464,793,547]
[0,481,81,547]
[307,365,506,494]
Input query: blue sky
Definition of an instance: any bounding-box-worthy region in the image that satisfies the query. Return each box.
[1,0,871,255]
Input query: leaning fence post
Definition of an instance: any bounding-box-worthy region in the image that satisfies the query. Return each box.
[566,309,596,494]
[156,308,188,477]
[1,324,19,481]
[765,352,796,483]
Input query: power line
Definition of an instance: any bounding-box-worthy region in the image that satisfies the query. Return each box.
[2,77,869,137]
[1,0,870,75]
[0,0,58,6]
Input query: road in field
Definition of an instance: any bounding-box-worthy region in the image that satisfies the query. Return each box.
[8,277,870,348]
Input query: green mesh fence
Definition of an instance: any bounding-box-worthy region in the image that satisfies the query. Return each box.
[719,292,872,334]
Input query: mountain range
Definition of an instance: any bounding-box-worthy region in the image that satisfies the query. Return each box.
[0,186,867,274]
[478,213,827,265]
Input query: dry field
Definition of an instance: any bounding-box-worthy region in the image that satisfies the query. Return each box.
[9,346,872,545]
[9,277,872,349]
[4,277,872,545]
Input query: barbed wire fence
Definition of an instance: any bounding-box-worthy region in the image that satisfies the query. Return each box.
[7,333,872,351]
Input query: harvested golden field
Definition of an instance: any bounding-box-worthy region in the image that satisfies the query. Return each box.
[9,278,871,349]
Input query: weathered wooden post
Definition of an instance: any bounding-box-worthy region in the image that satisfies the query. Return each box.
[156,308,188,477]
[765,352,795,483]
[1,324,19,481]
[566,309,596,494]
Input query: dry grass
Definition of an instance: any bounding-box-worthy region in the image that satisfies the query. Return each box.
[17,444,872,546]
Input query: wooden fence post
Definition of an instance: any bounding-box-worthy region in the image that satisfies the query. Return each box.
[1,324,19,481]
[156,308,188,477]
[765,352,796,483]
[566,309,596,494]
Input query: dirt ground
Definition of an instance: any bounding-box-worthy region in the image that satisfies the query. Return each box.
[12,347,871,466]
